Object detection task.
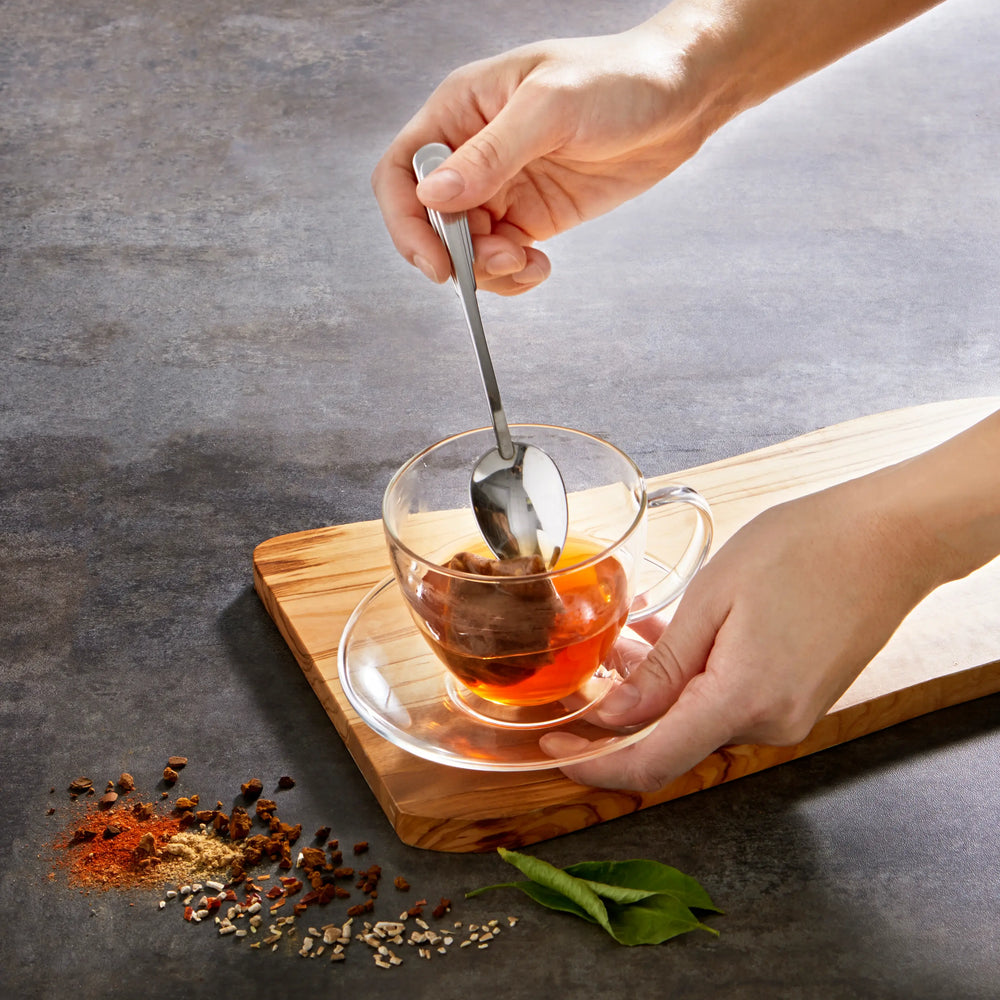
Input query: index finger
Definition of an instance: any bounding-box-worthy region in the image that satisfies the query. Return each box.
[371,142,452,283]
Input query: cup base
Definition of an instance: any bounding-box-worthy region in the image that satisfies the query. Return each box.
[443,667,617,730]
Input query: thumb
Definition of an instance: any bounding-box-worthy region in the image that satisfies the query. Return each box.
[591,589,724,729]
[416,92,562,212]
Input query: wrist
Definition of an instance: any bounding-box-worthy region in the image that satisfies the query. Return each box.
[634,2,751,143]
[864,410,1000,590]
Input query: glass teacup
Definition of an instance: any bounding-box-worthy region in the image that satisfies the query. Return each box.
[382,425,712,725]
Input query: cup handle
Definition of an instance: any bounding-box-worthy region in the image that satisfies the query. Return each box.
[627,484,713,624]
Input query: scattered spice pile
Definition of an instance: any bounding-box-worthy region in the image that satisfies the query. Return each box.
[47,758,518,970]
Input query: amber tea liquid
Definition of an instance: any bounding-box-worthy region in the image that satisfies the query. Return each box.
[414,537,630,707]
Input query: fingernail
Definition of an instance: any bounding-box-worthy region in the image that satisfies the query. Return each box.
[540,732,590,757]
[511,261,546,285]
[418,167,464,202]
[413,254,438,282]
[598,684,640,718]
[485,251,520,275]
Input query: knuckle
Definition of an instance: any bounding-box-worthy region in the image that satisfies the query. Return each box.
[764,712,818,747]
[737,690,818,747]
[460,131,507,176]
[640,640,687,691]
[629,765,673,793]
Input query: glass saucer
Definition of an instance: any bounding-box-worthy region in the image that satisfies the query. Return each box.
[337,574,659,772]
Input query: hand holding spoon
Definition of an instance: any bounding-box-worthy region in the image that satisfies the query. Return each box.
[412,143,568,567]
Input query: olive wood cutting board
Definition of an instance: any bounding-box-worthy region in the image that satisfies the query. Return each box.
[253,398,1000,852]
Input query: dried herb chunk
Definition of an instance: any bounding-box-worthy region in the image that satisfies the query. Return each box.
[467,847,721,946]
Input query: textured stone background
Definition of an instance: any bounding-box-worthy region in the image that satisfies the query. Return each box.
[2,1,998,997]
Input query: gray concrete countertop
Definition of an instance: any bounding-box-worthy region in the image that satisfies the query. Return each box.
[2,1,998,997]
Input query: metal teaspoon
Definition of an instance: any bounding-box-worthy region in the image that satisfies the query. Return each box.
[412,142,568,567]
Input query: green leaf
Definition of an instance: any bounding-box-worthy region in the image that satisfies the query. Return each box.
[606,893,720,946]
[493,847,612,934]
[563,859,723,913]
[465,849,723,947]
[467,879,599,924]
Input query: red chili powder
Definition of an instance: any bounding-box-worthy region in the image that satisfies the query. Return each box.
[53,802,187,892]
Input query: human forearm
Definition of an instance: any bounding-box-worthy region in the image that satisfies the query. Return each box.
[872,408,1000,588]
[642,0,946,132]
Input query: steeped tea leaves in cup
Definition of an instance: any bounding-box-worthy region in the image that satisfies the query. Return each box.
[413,539,629,706]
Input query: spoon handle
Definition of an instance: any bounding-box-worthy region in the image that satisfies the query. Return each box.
[412,144,515,461]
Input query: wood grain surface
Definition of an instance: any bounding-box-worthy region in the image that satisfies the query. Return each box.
[253,398,1000,852]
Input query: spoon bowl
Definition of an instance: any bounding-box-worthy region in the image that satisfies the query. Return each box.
[471,440,567,566]
[413,142,568,567]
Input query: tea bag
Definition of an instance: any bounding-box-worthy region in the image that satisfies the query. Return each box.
[419,552,563,688]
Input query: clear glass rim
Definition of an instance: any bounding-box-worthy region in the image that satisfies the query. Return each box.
[381,423,649,580]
